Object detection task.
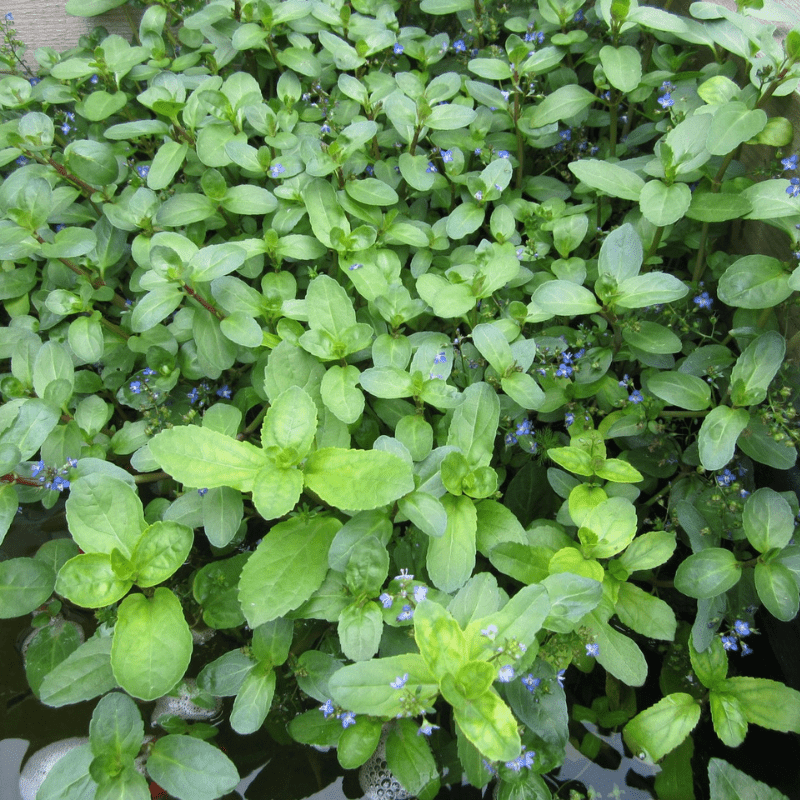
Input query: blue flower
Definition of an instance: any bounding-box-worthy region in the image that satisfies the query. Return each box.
[348,263,363,270]
[661,80,676,93]
[781,154,798,171]
[734,619,750,637]
[474,190,483,201]
[130,380,143,394]
[30,460,45,478]
[142,367,157,377]
[628,390,644,404]
[90,74,99,84]
[453,39,466,52]
[497,150,510,159]
[339,711,356,728]
[66,458,78,468]
[365,165,374,176]
[393,42,404,55]
[560,128,572,141]
[61,123,71,135]
[721,634,738,651]
[497,665,515,683]
[319,699,335,718]
[741,642,753,656]
[433,351,447,364]
[320,123,331,134]
[474,148,481,156]
[379,592,393,608]
[29,77,40,86]
[216,384,232,399]
[4,12,12,21]
[395,568,413,581]
[574,8,584,20]
[515,419,533,436]
[51,476,70,492]
[555,364,573,378]
[657,93,674,109]
[716,468,735,487]
[418,719,439,736]
[441,149,453,163]
[15,155,29,166]
[136,165,149,179]
[481,624,497,638]
[187,387,200,404]
[413,585,428,603]
[397,604,414,621]
[521,674,541,693]
[693,291,713,309]
[269,163,285,178]
[564,412,575,427]
[505,433,518,446]
[556,669,566,688]
[198,488,209,496]
[425,161,438,173]
[787,177,800,198]
[390,673,409,689]
[585,643,600,657]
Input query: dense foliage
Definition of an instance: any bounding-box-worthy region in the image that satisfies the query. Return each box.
[1,0,800,797]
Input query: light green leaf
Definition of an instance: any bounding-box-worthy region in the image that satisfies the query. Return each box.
[647,371,711,410]
[623,694,701,762]
[599,45,642,92]
[147,141,188,191]
[698,406,749,470]
[230,663,276,734]
[530,85,596,128]
[674,548,741,599]
[568,159,645,201]
[721,676,800,734]
[39,635,117,707]
[111,588,192,700]
[585,611,648,686]
[532,280,601,316]
[386,719,440,800]
[321,365,364,424]
[427,494,477,593]
[132,520,193,587]
[639,180,692,227]
[453,690,521,763]
[0,556,55,618]
[338,601,383,662]
[754,562,799,621]
[718,255,792,309]
[55,553,132,607]
[730,330,785,407]
[615,582,677,640]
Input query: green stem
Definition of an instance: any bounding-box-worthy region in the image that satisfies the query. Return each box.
[644,226,664,262]
[134,471,170,484]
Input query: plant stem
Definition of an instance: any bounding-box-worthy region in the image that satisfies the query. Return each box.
[183,284,225,320]
[134,471,170,484]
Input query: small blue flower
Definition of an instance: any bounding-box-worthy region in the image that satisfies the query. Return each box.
[418,719,439,736]
[15,155,29,166]
[395,568,413,581]
[716,468,735,487]
[29,77,40,86]
[474,190,483,201]
[555,364,573,378]
[505,433,518,446]
[574,8,585,21]
[497,150,510,159]
[390,673,409,689]
[481,624,498,638]
[216,384,232,399]
[365,165,374,176]
[585,643,600,657]
[426,161,438,173]
[433,351,446,365]
[136,165,149,179]
[560,128,572,142]
[521,674,541,693]
[515,419,533,436]
[51,476,70,492]
[556,669,566,688]
[393,42,404,55]
[693,291,713,309]
[348,263,363,270]
[4,12,12,21]
[781,154,798,171]
[628,390,644,404]
[66,458,78,468]
[787,177,800,198]
[661,80,676,93]
[142,367,157,377]
[197,488,208,496]
[319,699,335,718]
[453,39,466,53]
[397,604,414,621]
[187,387,200,404]
[61,123,71,135]
[441,149,453,163]
[734,619,750,637]
[741,642,753,656]
[474,148,481,156]
[379,593,393,608]
[339,710,357,728]
[413,585,428,603]
[320,123,331,134]
[269,163,285,178]
[31,460,46,477]
[130,380,143,394]
[657,93,674,109]
[721,634,738,651]
[497,665,515,683]
[739,489,750,499]
[90,74,99,84]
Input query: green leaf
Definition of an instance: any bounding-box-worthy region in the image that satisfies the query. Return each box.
[329,653,438,717]
[65,0,127,14]
[568,159,645,200]
[698,406,750,470]
[76,89,128,122]
[338,601,383,661]
[238,515,341,627]
[426,494,477,593]
[230,662,276,734]
[639,180,692,226]
[674,548,741,599]
[149,426,266,492]
[321,365,364,424]
[64,140,118,185]
[615,273,689,308]
[530,85,596,128]
[132,521,193,587]
[416,273,475,317]
[251,462,303,520]
[129,288,183,332]
[345,536,389,596]
[686,190,752,222]
[599,45,642,92]
[221,185,277,215]
[398,491,447,537]
[36,743,97,800]
[261,385,318,464]
[147,141,188,191]
[197,649,256,697]
[338,716,383,769]
[718,255,792,309]
[156,193,217,226]
[721,676,800,734]
[617,531,677,572]
[90,692,144,762]
[202,486,243,548]
[453,689,521,763]
[193,553,249,629]
[501,372,546,410]
[55,553,132,608]
[345,178,399,206]
[189,243,247,282]
[386,719,440,800]
[302,178,349,249]
[0,556,55,618]
[708,757,791,800]
[420,0,472,12]
[447,382,499,468]
[730,330,785,407]
[413,599,468,678]
[743,487,795,553]
[542,572,603,632]
[615,582,677,640]
[690,634,728,690]
[707,103,767,155]
[39,635,117,706]
[303,447,415,510]
[446,202,485,239]
[426,104,477,130]
[623,694,701,762]
[468,58,512,80]
[24,619,83,696]
[754,562,800,621]
[532,280,601,316]
[646,371,711,410]
[585,611,648,686]
[146,735,239,800]
[111,588,193,701]
[579,496,638,558]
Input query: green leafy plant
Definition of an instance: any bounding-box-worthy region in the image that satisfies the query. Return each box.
[1,0,800,797]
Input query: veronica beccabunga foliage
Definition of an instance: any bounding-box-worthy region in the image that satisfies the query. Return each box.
[1,0,800,798]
